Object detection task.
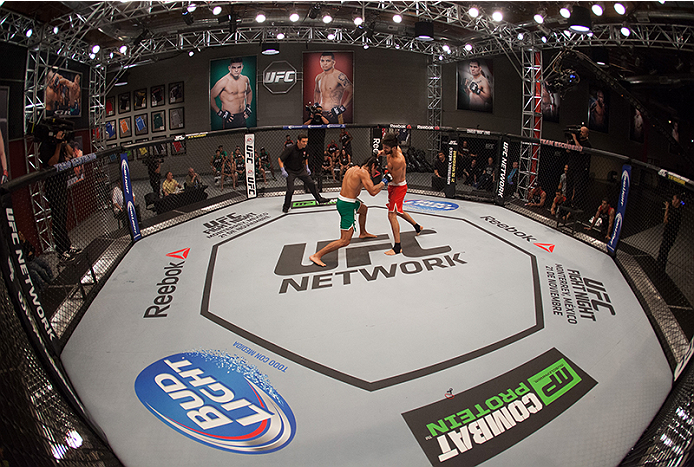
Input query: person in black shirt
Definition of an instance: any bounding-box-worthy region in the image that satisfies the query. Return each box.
[305,105,329,191]
[38,130,80,261]
[657,193,684,269]
[339,128,353,156]
[279,133,329,212]
[433,151,447,191]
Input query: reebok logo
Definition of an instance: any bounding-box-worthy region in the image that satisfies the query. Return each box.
[144,249,190,318]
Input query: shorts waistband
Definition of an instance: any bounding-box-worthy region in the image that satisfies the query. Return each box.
[390,180,407,187]
[338,194,357,203]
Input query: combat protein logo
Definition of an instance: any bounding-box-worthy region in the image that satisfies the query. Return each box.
[135,351,296,453]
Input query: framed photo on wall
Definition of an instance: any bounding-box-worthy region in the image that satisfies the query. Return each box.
[118,116,132,138]
[151,85,164,107]
[105,120,117,140]
[629,107,645,143]
[152,136,168,157]
[457,59,494,112]
[588,84,609,133]
[44,67,82,118]
[302,51,353,124]
[135,138,149,160]
[541,83,560,123]
[170,134,186,156]
[134,89,147,110]
[118,92,130,114]
[169,82,184,104]
[209,56,257,130]
[134,113,148,136]
[151,110,166,133]
[105,96,115,116]
[169,107,184,130]
[122,141,134,161]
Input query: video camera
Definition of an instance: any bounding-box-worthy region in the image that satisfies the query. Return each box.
[305,102,321,115]
[564,125,582,139]
[28,117,75,144]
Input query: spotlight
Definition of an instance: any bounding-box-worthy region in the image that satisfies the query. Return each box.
[517,32,524,40]
[256,11,266,23]
[327,32,335,40]
[187,3,197,12]
[277,32,285,40]
[25,28,32,38]
[353,15,363,26]
[53,26,59,34]
[119,45,127,54]
[592,3,604,16]
[212,5,222,16]
[363,43,369,49]
[92,44,100,54]
[569,5,591,34]
[414,21,434,41]
[89,53,95,59]
[442,44,451,53]
[308,4,321,20]
[229,14,237,34]
[109,52,113,58]
[393,13,402,23]
[188,50,194,56]
[492,10,503,22]
[534,13,545,24]
[620,23,631,37]
[541,35,548,43]
[290,11,300,22]
[614,3,626,15]
[465,43,473,51]
[560,7,571,18]
[439,55,444,61]
[593,47,609,66]
[468,6,479,18]
[182,11,194,25]
[262,42,280,55]
[322,12,332,23]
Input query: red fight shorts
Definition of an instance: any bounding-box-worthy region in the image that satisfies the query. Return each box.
[387,183,407,213]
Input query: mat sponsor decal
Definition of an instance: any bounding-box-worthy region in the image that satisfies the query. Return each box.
[135,350,296,454]
[290,199,337,209]
[402,348,596,466]
[545,263,615,325]
[201,211,270,240]
[233,341,289,373]
[480,216,555,253]
[404,199,459,212]
[143,250,189,318]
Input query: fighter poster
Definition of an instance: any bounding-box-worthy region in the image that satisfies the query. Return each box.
[457,59,493,112]
[209,56,257,131]
[302,51,354,124]
[44,67,82,117]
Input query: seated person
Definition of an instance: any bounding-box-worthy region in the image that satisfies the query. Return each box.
[162,171,182,196]
[234,152,246,186]
[112,180,141,222]
[332,151,341,181]
[259,147,275,180]
[526,185,546,208]
[585,198,615,241]
[326,139,339,158]
[210,149,223,178]
[220,153,234,189]
[550,189,567,217]
[184,167,201,189]
[255,151,267,183]
[338,149,351,181]
[477,157,496,191]
[463,159,481,186]
[322,151,334,179]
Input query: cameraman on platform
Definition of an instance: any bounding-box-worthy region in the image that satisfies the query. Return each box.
[567,125,591,210]
[39,129,81,261]
[304,103,329,191]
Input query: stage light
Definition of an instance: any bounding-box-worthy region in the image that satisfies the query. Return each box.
[212,5,222,15]
[327,32,335,40]
[120,45,127,53]
[414,21,434,41]
[534,12,545,24]
[308,4,320,20]
[442,44,451,53]
[25,28,32,38]
[53,25,59,34]
[353,15,363,26]
[439,55,444,61]
[560,7,571,18]
[465,43,473,51]
[262,42,280,55]
[188,50,194,56]
[614,3,626,15]
[187,3,197,12]
[256,11,266,23]
[593,47,609,66]
[290,11,300,22]
[182,11,194,25]
[591,3,604,16]
[109,52,113,58]
[620,23,631,37]
[492,10,503,22]
[277,32,285,40]
[115,72,129,86]
[517,32,524,40]
[92,44,100,54]
[541,35,548,43]
[468,6,479,18]
[65,431,83,449]
[569,6,591,34]
[363,43,369,49]
[89,53,95,59]
[322,12,332,24]
[393,13,402,23]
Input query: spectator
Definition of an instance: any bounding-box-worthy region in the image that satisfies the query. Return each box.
[254,151,267,184]
[463,158,481,187]
[184,167,201,189]
[526,185,547,208]
[433,151,447,191]
[585,197,615,241]
[284,134,294,150]
[220,151,234,189]
[259,147,276,180]
[144,153,162,197]
[477,156,496,191]
[657,193,685,269]
[457,141,471,179]
[339,127,353,156]
[550,189,567,217]
[162,171,182,196]
[112,179,141,224]
[506,161,519,197]
[338,149,351,181]
[210,149,223,180]
[322,151,334,181]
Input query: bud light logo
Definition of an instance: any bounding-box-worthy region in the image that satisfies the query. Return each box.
[135,351,296,453]
[404,199,459,212]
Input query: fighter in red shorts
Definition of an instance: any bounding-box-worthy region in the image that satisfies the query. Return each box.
[378,132,422,255]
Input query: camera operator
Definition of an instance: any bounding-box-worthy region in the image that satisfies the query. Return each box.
[143,153,162,197]
[39,130,80,261]
[304,103,329,191]
[570,125,591,149]
[567,125,591,209]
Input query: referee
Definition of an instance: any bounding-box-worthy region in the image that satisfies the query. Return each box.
[278,133,329,212]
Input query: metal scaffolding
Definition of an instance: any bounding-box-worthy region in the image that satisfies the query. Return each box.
[426,59,442,157]
[518,46,543,200]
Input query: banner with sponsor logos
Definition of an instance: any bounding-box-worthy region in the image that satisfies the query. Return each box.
[607,164,630,256]
[244,133,256,199]
[119,153,141,241]
[402,348,596,466]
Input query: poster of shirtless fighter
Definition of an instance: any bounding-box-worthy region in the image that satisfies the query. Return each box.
[457,59,493,113]
[303,51,354,124]
[209,56,257,130]
[45,67,82,117]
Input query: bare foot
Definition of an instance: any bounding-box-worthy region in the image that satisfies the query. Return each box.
[384,249,399,256]
[359,232,377,239]
[309,254,326,267]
